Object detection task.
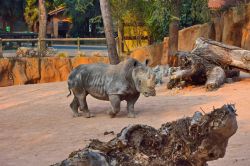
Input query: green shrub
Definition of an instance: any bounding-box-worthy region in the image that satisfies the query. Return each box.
[56,52,69,58]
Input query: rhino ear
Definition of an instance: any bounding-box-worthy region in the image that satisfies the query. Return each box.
[123,58,139,76]
[144,59,150,66]
[126,58,139,67]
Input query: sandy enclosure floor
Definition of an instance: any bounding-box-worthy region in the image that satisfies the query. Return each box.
[0,74,250,166]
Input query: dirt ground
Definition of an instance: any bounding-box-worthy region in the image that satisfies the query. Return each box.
[0,74,250,166]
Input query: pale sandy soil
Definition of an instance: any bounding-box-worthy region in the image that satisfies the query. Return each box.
[0,74,250,166]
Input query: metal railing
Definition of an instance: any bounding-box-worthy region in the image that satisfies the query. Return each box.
[0,37,107,57]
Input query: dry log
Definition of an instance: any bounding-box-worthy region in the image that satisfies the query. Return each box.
[205,66,226,91]
[192,38,250,72]
[166,38,245,91]
[52,104,238,166]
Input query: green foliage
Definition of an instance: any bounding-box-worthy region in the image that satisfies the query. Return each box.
[62,0,102,37]
[147,0,210,41]
[189,0,210,25]
[24,0,63,31]
[22,0,102,36]
[111,0,211,42]
[24,0,39,31]
[56,51,69,58]
[63,0,93,37]
[0,0,26,27]
[1,0,211,42]
[144,1,170,41]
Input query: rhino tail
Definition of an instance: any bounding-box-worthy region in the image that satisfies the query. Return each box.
[67,88,72,97]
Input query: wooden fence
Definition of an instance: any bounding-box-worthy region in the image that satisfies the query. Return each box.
[0,37,107,57]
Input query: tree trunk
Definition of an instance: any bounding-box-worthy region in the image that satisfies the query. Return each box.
[168,0,181,67]
[38,0,47,57]
[33,22,38,33]
[166,38,250,91]
[100,0,120,65]
[117,21,124,54]
[192,37,250,72]
[53,104,238,166]
[0,38,3,58]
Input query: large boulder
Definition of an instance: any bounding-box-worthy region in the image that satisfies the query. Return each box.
[12,59,28,85]
[241,21,250,50]
[160,24,215,65]
[54,57,72,81]
[40,58,62,83]
[241,5,250,50]
[178,23,215,51]
[40,57,72,83]
[0,58,14,86]
[25,58,40,83]
[221,8,245,47]
[219,4,250,48]
[130,43,163,67]
[212,16,224,42]
[70,56,109,69]
[160,37,169,65]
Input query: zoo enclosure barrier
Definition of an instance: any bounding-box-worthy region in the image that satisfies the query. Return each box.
[0,37,111,57]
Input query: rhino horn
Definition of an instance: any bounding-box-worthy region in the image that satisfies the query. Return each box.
[147,70,151,79]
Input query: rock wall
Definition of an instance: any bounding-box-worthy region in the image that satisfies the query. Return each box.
[134,23,215,66]
[178,23,215,51]
[0,57,109,87]
[130,43,163,67]
[220,4,250,49]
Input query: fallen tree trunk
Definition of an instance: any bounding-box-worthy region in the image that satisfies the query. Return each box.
[192,38,250,72]
[166,38,246,91]
[53,104,238,166]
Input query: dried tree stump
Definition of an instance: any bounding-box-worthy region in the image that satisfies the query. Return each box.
[53,104,238,166]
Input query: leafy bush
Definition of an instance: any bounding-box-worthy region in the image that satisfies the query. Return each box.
[56,52,69,58]
[111,0,210,42]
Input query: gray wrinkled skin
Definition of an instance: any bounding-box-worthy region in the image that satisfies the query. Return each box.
[67,58,156,118]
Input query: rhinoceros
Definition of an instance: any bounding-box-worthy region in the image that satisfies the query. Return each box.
[67,58,156,118]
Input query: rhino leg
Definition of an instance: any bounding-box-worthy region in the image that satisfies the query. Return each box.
[108,95,121,118]
[126,93,140,118]
[70,96,80,117]
[73,88,93,118]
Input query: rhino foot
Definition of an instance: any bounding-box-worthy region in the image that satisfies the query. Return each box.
[85,112,95,118]
[106,109,117,118]
[109,113,117,118]
[127,113,136,118]
[73,113,81,118]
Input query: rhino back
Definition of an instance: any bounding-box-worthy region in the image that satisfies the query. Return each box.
[68,63,138,100]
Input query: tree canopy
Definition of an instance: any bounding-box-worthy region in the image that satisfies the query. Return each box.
[0,0,26,30]
[110,0,210,42]
[0,0,210,41]
[63,0,102,37]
